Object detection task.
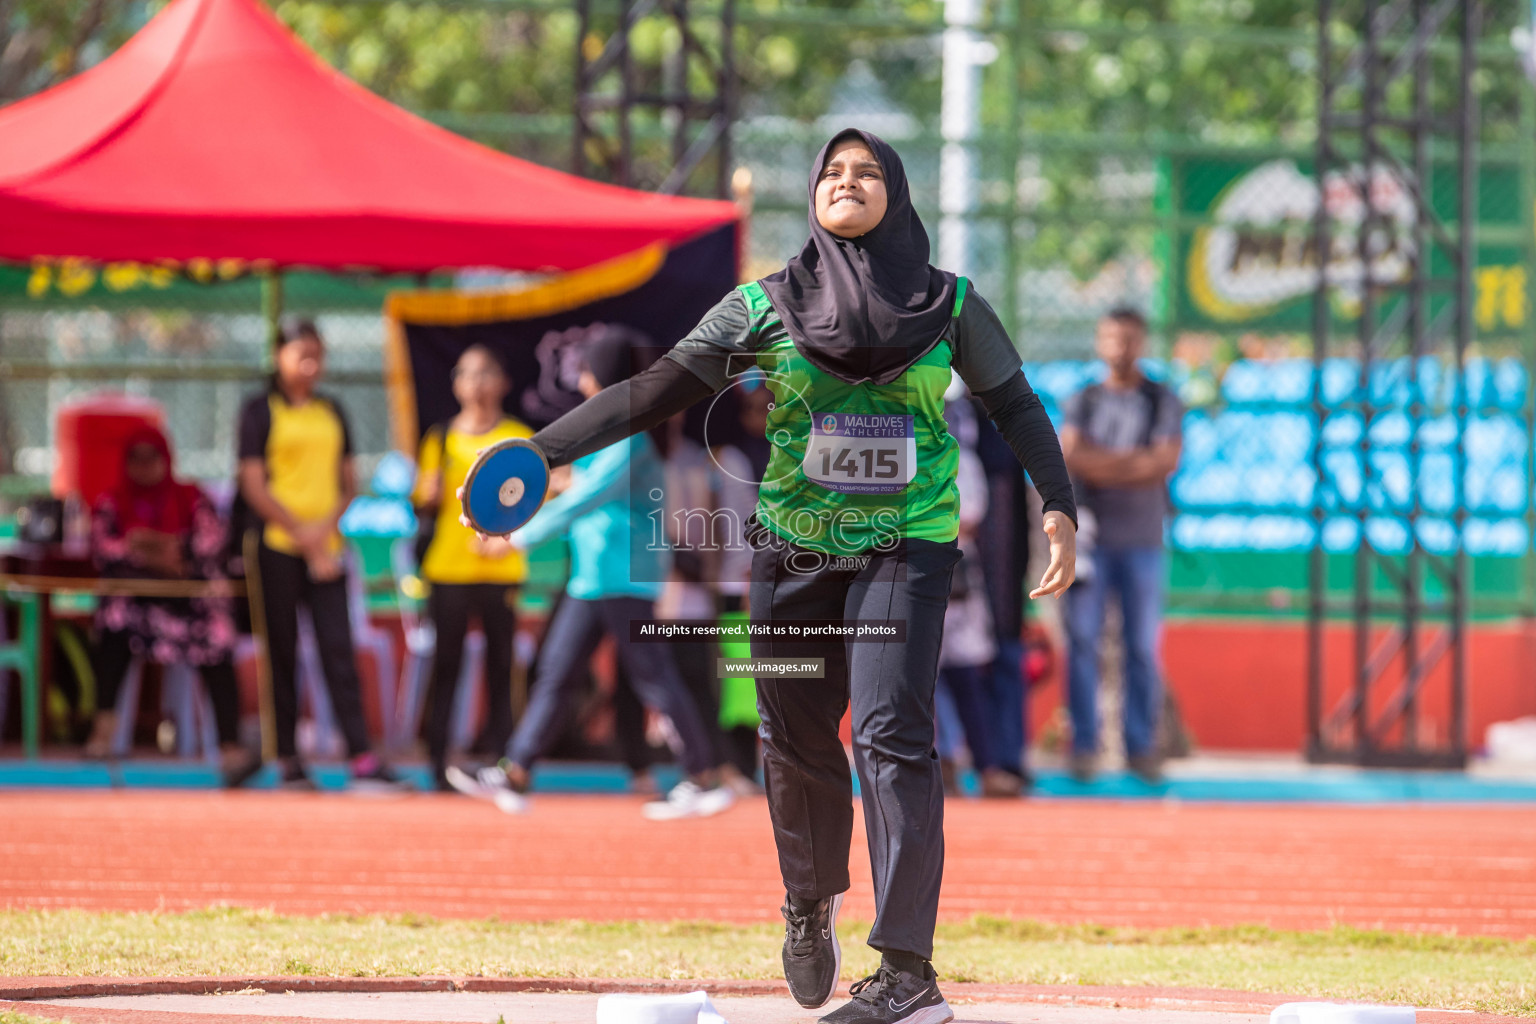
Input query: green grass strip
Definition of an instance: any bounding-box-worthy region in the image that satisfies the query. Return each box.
[0,909,1532,1016]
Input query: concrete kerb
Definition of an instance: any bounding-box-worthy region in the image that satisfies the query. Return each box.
[0,977,1523,1024]
[0,977,788,1001]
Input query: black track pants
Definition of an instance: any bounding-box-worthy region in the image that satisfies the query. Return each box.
[94,627,241,746]
[749,533,960,961]
[425,582,517,775]
[256,544,370,759]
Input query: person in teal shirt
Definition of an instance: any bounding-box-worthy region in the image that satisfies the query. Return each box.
[450,329,734,822]
[516,430,666,600]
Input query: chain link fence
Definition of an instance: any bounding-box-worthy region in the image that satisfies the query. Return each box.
[1,0,1532,613]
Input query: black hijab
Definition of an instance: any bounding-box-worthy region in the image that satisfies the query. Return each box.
[760,128,958,386]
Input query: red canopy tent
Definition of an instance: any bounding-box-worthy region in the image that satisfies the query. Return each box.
[0,0,737,273]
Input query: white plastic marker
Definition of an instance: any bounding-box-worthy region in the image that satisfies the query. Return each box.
[594,990,727,1024]
[1271,1004,1416,1024]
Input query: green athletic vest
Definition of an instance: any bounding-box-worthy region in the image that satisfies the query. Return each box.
[741,278,967,556]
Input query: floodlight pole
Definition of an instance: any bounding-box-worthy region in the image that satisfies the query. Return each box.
[260,270,284,369]
[1307,0,1333,764]
[1306,0,1480,769]
[573,0,736,197]
[939,0,989,276]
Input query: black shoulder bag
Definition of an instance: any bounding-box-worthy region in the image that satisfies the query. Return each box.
[413,423,451,566]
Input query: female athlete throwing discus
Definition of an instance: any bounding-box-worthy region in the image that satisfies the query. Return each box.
[463,128,1077,1024]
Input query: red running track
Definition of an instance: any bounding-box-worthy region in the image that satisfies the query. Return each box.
[4,792,1535,936]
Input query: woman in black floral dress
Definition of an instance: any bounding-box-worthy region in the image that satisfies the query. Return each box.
[83,426,258,784]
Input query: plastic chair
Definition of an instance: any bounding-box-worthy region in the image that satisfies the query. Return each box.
[0,591,41,758]
[109,658,219,762]
[388,538,484,753]
[231,627,348,759]
[291,548,399,757]
[449,634,487,751]
[347,547,397,745]
[389,537,435,750]
[234,547,399,760]
[292,613,346,758]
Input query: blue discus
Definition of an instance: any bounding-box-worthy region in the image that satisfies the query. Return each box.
[461,438,550,536]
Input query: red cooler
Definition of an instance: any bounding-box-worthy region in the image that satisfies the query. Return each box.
[53,393,167,505]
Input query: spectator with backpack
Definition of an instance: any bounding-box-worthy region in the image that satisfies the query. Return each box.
[450,327,736,821]
[413,344,534,791]
[237,318,407,790]
[972,395,1039,795]
[1060,307,1182,785]
[936,386,1020,798]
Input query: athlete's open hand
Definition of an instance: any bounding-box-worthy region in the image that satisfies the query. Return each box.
[548,465,573,496]
[456,482,527,548]
[455,484,493,540]
[1030,510,1076,600]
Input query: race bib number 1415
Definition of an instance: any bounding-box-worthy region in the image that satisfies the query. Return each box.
[801,413,916,495]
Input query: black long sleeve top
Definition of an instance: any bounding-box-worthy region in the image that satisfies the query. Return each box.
[531,287,1077,527]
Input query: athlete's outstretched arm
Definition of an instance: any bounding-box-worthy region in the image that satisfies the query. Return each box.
[972,372,1075,524]
[973,372,1077,599]
[527,290,753,467]
[459,292,750,536]
[528,357,716,468]
[953,288,1077,598]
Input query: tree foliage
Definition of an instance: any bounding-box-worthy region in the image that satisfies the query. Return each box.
[0,0,141,102]
[6,1,1522,164]
[2,0,1527,274]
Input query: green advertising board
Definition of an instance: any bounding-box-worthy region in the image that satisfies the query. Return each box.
[1164,156,1532,344]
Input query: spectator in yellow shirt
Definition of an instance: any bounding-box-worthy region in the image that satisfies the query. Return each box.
[238,319,407,791]
[413,345,533,791]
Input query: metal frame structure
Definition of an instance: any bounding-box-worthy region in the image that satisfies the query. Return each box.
[1307,0,1482,768]
[573,0,736,197]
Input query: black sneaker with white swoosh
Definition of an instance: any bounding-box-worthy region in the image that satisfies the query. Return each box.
[781,892,843,1008]
[818,961,952,1024]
